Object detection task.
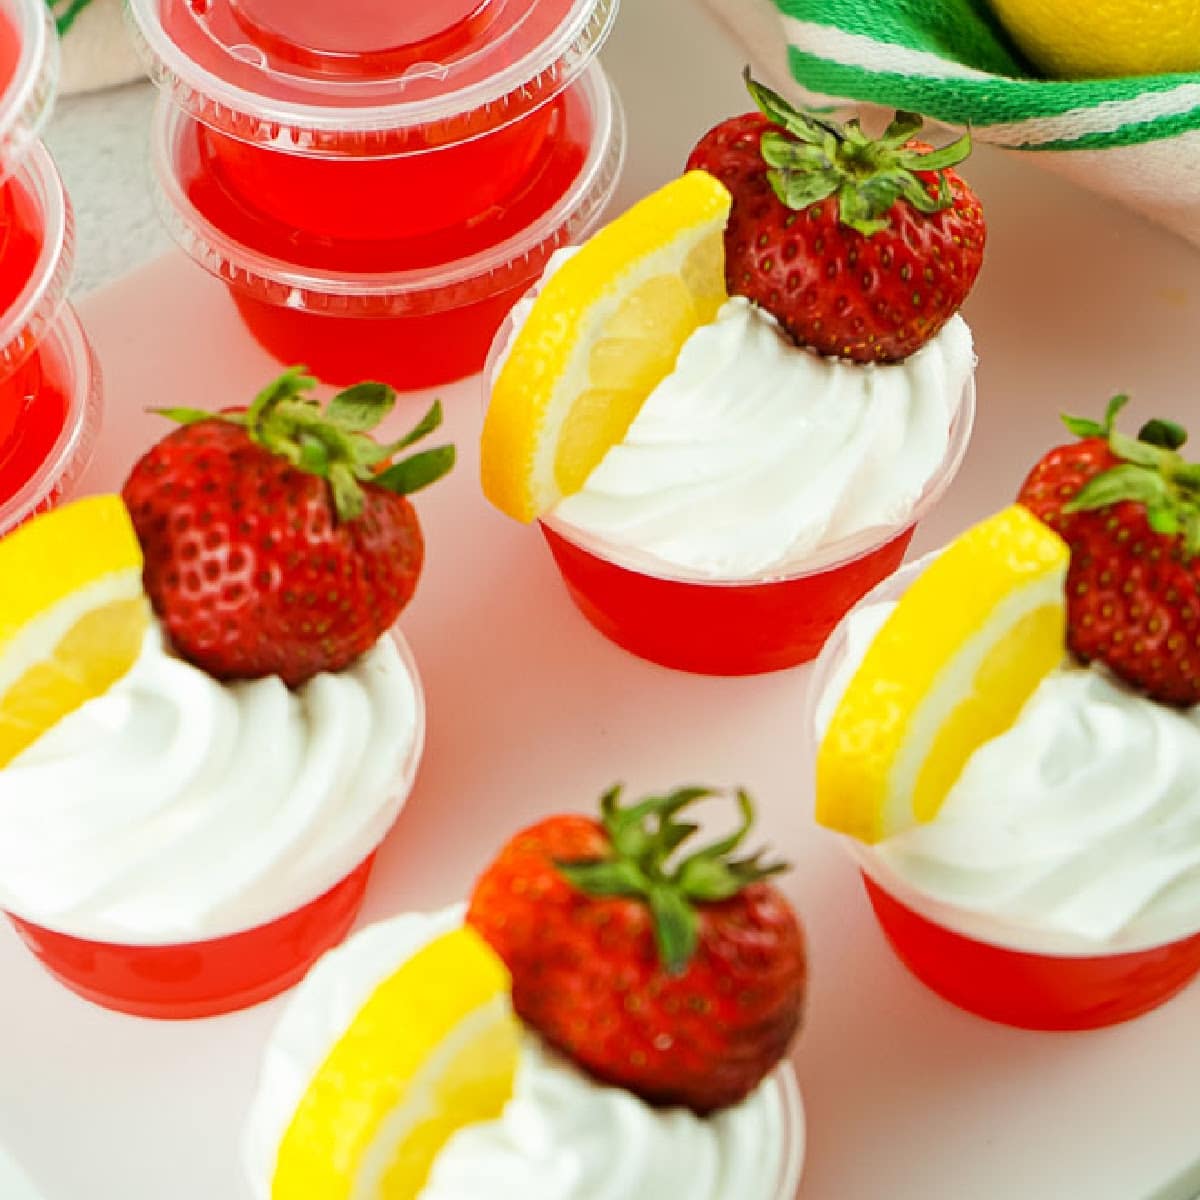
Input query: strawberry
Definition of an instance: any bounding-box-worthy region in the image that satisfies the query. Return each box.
[121,367,453,688]
[1018,395,1200,706]
[685,72,985,363]
[466,785,806,1114]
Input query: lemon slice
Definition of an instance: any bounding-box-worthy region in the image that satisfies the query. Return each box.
[272,927,519,1199]
[0,496,149,767]
[481,170,732,523]
[817,505,1069,844]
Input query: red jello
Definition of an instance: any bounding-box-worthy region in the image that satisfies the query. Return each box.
[3,629,426,1020]
[128,0,618,241]
[0,142,100,535]
[525,378,974,676]
[153,63,625,390]
[0,0,58,174]
[859,870,1200,1031]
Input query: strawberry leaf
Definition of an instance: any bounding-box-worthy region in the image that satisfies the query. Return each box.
[325,382,396,432]
[1062,394,1130,440]
[1110,430,1172,469]
[1065,463,1170,512]
[374,445,456,495]
[150,406,241,426]
[880,110,924,146]
[1139,418,1188,450]
[649,885,698,976]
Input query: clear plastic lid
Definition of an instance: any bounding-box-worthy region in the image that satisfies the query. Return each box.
[152,62,627,318]
[0,301,102,537]
[128,0,619,156]
[0,0,59,174]
[0,138,73,377]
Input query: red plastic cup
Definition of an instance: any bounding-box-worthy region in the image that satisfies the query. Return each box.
[126,0,618,241]
[0,0,58,177]
[485,309,974,674]
[807,559,1200,1031]
[3,629,426,1020]
[151,63,625,391]
[0,143,101,536]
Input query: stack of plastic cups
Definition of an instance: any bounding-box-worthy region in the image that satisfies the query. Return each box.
[127,0,626,391]
[0,0,102,536]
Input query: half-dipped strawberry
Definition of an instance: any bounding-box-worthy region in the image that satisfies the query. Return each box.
[467,784,806,1115]
[122,367,453,687]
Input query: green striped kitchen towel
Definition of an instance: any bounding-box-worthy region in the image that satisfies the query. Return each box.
[703,0,1200,247]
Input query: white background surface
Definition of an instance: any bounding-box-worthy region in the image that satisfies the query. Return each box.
[7,1,1200,1199]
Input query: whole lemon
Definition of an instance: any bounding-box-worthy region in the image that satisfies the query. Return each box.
[988,0,1200,78]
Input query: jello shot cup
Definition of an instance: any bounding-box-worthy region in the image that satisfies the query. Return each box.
[0,142,102,535]
[770,1064,806,1199]
[0,0,58,176]
[3,628,426,1021]
[127,0,618,243]
[485,300,975,674]
[807,559,1200,1031]
[151,62,626,390]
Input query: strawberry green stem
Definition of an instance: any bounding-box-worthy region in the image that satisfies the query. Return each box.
[743,69,972,236]
[153,366,455,522]
[556,785,788,975]
[1061,396,1200,557]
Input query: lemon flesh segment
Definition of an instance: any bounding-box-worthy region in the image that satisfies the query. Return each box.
[816,505,1069,844]
[271,927,519,1200]
[989,0,1200,78]
[0,496,148,767]
[481,170,732,523]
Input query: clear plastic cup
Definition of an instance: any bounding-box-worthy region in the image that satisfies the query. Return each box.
[805,558,1200,1031]
[770,1063,806,1200]
[127,0,618,241]
[3,628,426,1021]
[151,62,626,391]
[484,303,975,674]
[0,0,58,177]
[0,142,101,536]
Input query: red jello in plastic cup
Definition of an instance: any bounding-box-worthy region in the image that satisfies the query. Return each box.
[127,0,618,242]
[0,0,58,176]
[152,63,625,391]
[485,300,974,674]
[3,629,426,1021]
[0,142,102,535]
[807,559,1200,1031]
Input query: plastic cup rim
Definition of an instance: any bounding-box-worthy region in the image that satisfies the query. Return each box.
[516,368,976,588]
[126,0,618,143]
[0,138,73,363]
[0,0,59,176]
[0,302,98,535]
[771,1061,806,1200]
[149,62,627,308]
[0,623,428,947]
[804,554,1200,961]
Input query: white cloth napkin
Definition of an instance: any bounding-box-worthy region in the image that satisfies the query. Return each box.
[59,0,145,95]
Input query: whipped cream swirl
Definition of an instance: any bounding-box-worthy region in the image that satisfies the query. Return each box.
[552,298,973,579]
[880,666,1200,948]
[245,908,790,1200]
[0,624,421,943]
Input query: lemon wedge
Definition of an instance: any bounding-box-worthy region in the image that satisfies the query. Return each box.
[481,170,731,523]
[817,505,1069,844]
[272,926,519,1199]
[0,495,149,767]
